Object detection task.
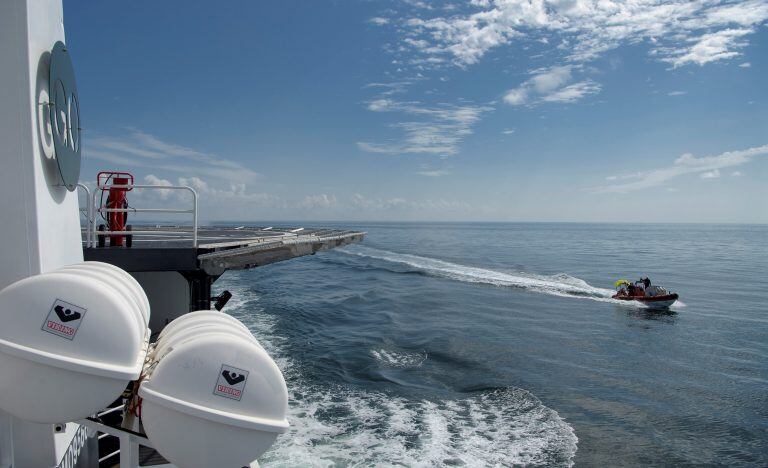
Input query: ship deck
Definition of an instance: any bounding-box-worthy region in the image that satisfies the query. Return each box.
[83,225,364,274]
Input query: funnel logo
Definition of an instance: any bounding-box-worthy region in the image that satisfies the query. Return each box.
[214,364,249,401]
[54,305,81,322]
[222,370,246,385]
[42,299,86,340]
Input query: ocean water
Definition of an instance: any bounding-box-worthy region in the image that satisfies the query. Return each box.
[213,223,768,467]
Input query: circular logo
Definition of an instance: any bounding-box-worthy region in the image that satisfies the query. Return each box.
[49,41,81,192]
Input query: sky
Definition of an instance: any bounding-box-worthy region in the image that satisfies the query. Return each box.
[65,1,768,223]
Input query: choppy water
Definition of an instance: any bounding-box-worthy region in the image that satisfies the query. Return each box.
[213,223,768,466]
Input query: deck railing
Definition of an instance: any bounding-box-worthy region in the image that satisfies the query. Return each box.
[81,184,198,248]
[76,183,92,247]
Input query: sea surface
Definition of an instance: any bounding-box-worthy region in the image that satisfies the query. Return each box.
[213,223,768,467]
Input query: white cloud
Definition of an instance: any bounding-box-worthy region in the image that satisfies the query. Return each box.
[502,128,515,134]
[502,87,529,105]
[364,81,414,96]
[540,80,601,103]
[86,149,141,167]
[529,65,572,93]
[140,173,282,216]
[88,137,167,159]
[401,0,768,69]
[666,28,752,67]
[298,194,338,210]
[176,176,210,194]
[84,129,260,183]
[358,100,492,155]
[504,66,600,106]
[739,62,752,68]
[402,0,434,10]
[367,98,397,112]
[368,17,390,26]
[731,170,742,176]
[668,91,687,96]
[143,175,174,199]
[416,169,451,177]
[350,193,470,211]
[591,144,768,193]
[363,0,768,166]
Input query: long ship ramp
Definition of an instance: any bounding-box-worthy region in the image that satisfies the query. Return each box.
[83,225,364,274]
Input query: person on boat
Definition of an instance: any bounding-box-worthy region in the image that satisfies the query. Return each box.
[642,277,651,289]
[627,282,637,296]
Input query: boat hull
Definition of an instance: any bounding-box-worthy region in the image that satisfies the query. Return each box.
[612,293,679,309]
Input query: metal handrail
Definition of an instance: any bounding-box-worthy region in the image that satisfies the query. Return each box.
[76,183,92,247]
[90,184,198,247]
[78,418,152,468]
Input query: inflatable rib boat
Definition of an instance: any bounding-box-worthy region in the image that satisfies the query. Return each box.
[612,280,679,308]
[612,292,679,308]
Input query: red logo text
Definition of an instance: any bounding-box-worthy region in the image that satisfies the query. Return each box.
[216,384,242,398]
[46,320,75,336]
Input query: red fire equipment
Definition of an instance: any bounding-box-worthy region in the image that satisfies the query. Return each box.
[97,171,134,248]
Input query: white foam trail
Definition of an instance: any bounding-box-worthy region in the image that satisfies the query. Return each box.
[263,385,578,468]
[215,276,579,467]
[341,245,634,305]
[371,348,428,368]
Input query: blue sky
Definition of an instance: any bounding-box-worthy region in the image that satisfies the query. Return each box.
[65,1,768,223]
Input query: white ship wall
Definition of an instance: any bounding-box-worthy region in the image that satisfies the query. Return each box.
[0,0,83,289]
[0,1,85,466]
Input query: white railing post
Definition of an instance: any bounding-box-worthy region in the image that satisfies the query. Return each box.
[190,187,198,247]
[76,183,91,247]
[91,190,99,248]
[118,432,138,468]
[79,415,149,468]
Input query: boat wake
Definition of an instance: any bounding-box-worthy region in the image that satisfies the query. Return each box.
[264,384,578,467]
[371,347,428,368]
[216,277,579,467]
[340,245,633,305]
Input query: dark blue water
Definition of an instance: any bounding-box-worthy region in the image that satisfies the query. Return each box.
[214,223,768,466]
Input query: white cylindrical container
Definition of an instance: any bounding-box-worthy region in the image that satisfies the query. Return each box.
[153,310,260,352]
[0,272,147,423]
[152,320,262,361]
[57,264,147,335]
[139,332,288,468]
[156,310,250,343]
[61,261,150,325]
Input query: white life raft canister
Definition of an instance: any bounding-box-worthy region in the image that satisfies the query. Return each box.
[151,310,263,361]
[59,261,150,326]
[139,326,288,468]
[0,269,148,423]
[56,264,148,338]
[155,309,251,343]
